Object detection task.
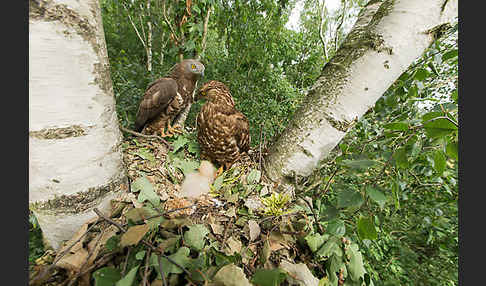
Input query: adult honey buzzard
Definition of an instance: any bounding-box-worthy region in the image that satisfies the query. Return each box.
[134,59,205,137]
[196,80,251,171]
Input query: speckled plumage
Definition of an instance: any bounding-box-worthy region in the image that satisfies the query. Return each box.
[134,59,204,134]
[196,81,250,169]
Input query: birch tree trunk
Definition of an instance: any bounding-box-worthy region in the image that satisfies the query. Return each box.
[264,0,458,189]
[29,0,127,250]
[146,0,153,72]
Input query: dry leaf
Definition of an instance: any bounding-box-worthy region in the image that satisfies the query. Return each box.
[57,221,89,256]
[120,224,150,247]
[244,196,264,211]
[224,236,242,255]
[57,247,89,271]
[212,263,252,286]
[210,222,224,235]
[280,260,319,286]
[248,220,261,242]
[269,232,290,251]
[225,206,237,218]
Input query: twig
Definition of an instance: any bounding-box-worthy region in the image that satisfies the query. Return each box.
[301,197,324,234]
[259,211,302,223]
[119,126,171,147]
[93,208,127,232]
[76,252,117,278]
[133,204,197,224]
[94,208,193,278]
[67,228,106,286]
[30,220,100,285]
[158,255,168,286]
[122,3,147,49]
[334,0,347,51]
[162,0,181,43]
[313,168,339,199]
[142,248,152,286]
[422,116,458,128]
[122,247,131,276]
[196,269,209,286]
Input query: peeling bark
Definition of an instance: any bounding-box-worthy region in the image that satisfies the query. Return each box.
[264,0,458,189]
[29,0,127,250]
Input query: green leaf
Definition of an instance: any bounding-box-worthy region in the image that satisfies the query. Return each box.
[316,236,342,258]
[152,247,192,278]
[305,233,329,252]
[247,169,262,184]
[422,113,457,138]
[135,148,155,162]
[187,141,201,155]
[442,49,458,61]
[172,136,189,153]
[446,141,458,160]
[132,177,160,206]
[340,159,377,170]
[319,204,339,221]
[173,158,200,177]
[383,122,409,131]
[427,62,439,76]
[251,268,287,286]
[327,219,346,236]
[346,244,366,282]
[414,68,428,81]
[432,150,447,176]
[213,175,224,191]
[365,186,387,209]
[135,250,146,260]
[105,235,120,252]
[357,216,378,240]
[93,267,122,286]
[393,147,409,169]
[451,89,458,103]
[184,224,209,251]
[115,264,140,286]
[337,189,364,209]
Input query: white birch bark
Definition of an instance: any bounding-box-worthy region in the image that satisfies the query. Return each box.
[29,0,127,250]
[264,0,458,188]
[146,0,153,72]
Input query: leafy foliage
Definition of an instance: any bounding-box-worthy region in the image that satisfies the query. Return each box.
[27,1,458,286]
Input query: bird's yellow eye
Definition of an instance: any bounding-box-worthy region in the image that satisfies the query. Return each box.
[191,64,196,69]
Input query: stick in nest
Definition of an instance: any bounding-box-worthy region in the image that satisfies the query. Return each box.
[119,126,171,148]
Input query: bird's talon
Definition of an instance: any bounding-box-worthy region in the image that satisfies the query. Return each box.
[215,166,224,178]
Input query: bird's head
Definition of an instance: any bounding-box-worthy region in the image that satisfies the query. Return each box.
[182,59,205,79]
[196,80,234,106]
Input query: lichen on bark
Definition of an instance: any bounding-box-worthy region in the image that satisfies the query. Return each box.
[30,175,127,215]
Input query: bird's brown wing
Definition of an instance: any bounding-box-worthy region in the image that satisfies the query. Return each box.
[134,78,178,132]
[232,111,251,152]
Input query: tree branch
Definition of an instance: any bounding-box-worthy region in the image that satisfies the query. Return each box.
[197,6,212,60]
[119,126,171,148]
[334,0,347,51]
[318,1,328,59]
[162,0,181,43]
[122,3,147,49]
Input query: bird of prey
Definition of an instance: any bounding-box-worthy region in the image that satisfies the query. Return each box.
[196,80,251,172]
[134,59,205,137]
